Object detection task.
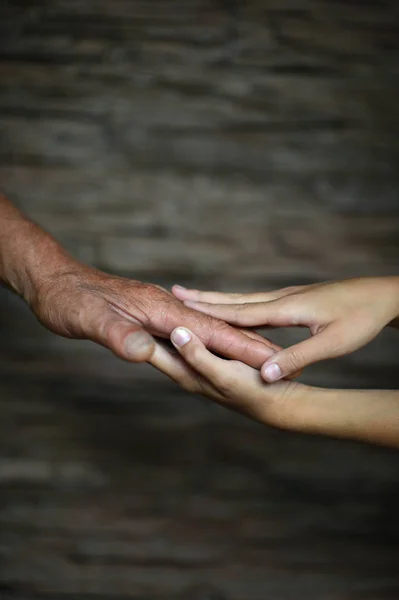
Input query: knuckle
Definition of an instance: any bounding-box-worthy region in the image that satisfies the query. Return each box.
[234,302,249,314]
[207,318,230,343]
[286,348,306,372]
[136,287,177,331]
[136,282,170,306]
[186,344,204,365]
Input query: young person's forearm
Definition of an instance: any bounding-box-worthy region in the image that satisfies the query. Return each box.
[303,387,399,448]
[0,194,75,305]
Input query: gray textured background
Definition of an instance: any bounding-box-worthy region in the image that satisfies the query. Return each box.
[0,1,399,598]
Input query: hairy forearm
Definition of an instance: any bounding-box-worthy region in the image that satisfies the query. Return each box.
[0,194,75,305]
[303,387,399,448]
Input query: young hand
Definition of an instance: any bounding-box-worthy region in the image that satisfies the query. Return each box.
[172,277,399,382]
[148,327,399,448]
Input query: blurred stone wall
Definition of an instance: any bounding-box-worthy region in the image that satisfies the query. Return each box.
[1,0,399,287]
[0,1,399,599]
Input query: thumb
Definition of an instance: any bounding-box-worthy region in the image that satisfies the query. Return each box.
[261,326,340,382]
[91,310,155,363]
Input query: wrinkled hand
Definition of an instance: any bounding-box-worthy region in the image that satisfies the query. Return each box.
[172,277,399,382]
[31,262,279,366]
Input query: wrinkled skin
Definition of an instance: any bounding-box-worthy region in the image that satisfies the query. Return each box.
[31,263,279,366]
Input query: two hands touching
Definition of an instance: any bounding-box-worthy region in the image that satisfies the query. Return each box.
[173,277,399,382]
[157,277,399,448]
[1,196,398,448]
[0,195,278,370]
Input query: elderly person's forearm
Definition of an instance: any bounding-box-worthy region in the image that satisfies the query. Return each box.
[0,194,73,305]
[0,194,278,366]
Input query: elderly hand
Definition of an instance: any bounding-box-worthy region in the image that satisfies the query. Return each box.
[173,277,399,382]
[32,264,279,366]
[0,195,281,366]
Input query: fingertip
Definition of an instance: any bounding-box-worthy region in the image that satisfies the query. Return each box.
[171,285,186,300]
[172,285,197,300]
[172,284,186,293]
[171,327,193,349]
[261,362,283,383]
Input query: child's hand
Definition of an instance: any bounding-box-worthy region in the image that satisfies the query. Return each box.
[173,277,399,382]
[150,328,308,431]
[148,328,399,448]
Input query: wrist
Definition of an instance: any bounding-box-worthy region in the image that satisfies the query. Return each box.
[21,229,80,309]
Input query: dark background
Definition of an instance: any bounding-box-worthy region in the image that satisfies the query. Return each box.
[0,1,399,598]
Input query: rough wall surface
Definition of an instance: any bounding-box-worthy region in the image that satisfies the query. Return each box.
[0,1,399,598]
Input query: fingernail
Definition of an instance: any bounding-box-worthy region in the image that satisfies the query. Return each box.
[174,285,187,290]
[263,363,282,382]
[171,327,192,348]
[125,331,154,358]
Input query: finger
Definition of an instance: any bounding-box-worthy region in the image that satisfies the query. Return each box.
[237,327,280,350]
[236,328,302,379]
[149,341,224,400]
[153,303,277,368]
[170,326,269,419]
[172,285,243,303]
[143,289,278,368]
[201,319,277,368]
[90,309,155,362]
[150,341,192,381]
[172,285,295,304]
[170,327,303,424]
[261,325,340,383]
[183,297,304,328]
[170,327,238,388]
[236,326,282,354]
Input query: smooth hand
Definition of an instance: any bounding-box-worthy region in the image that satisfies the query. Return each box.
[172,277,399,382]
[149,327,399,448]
